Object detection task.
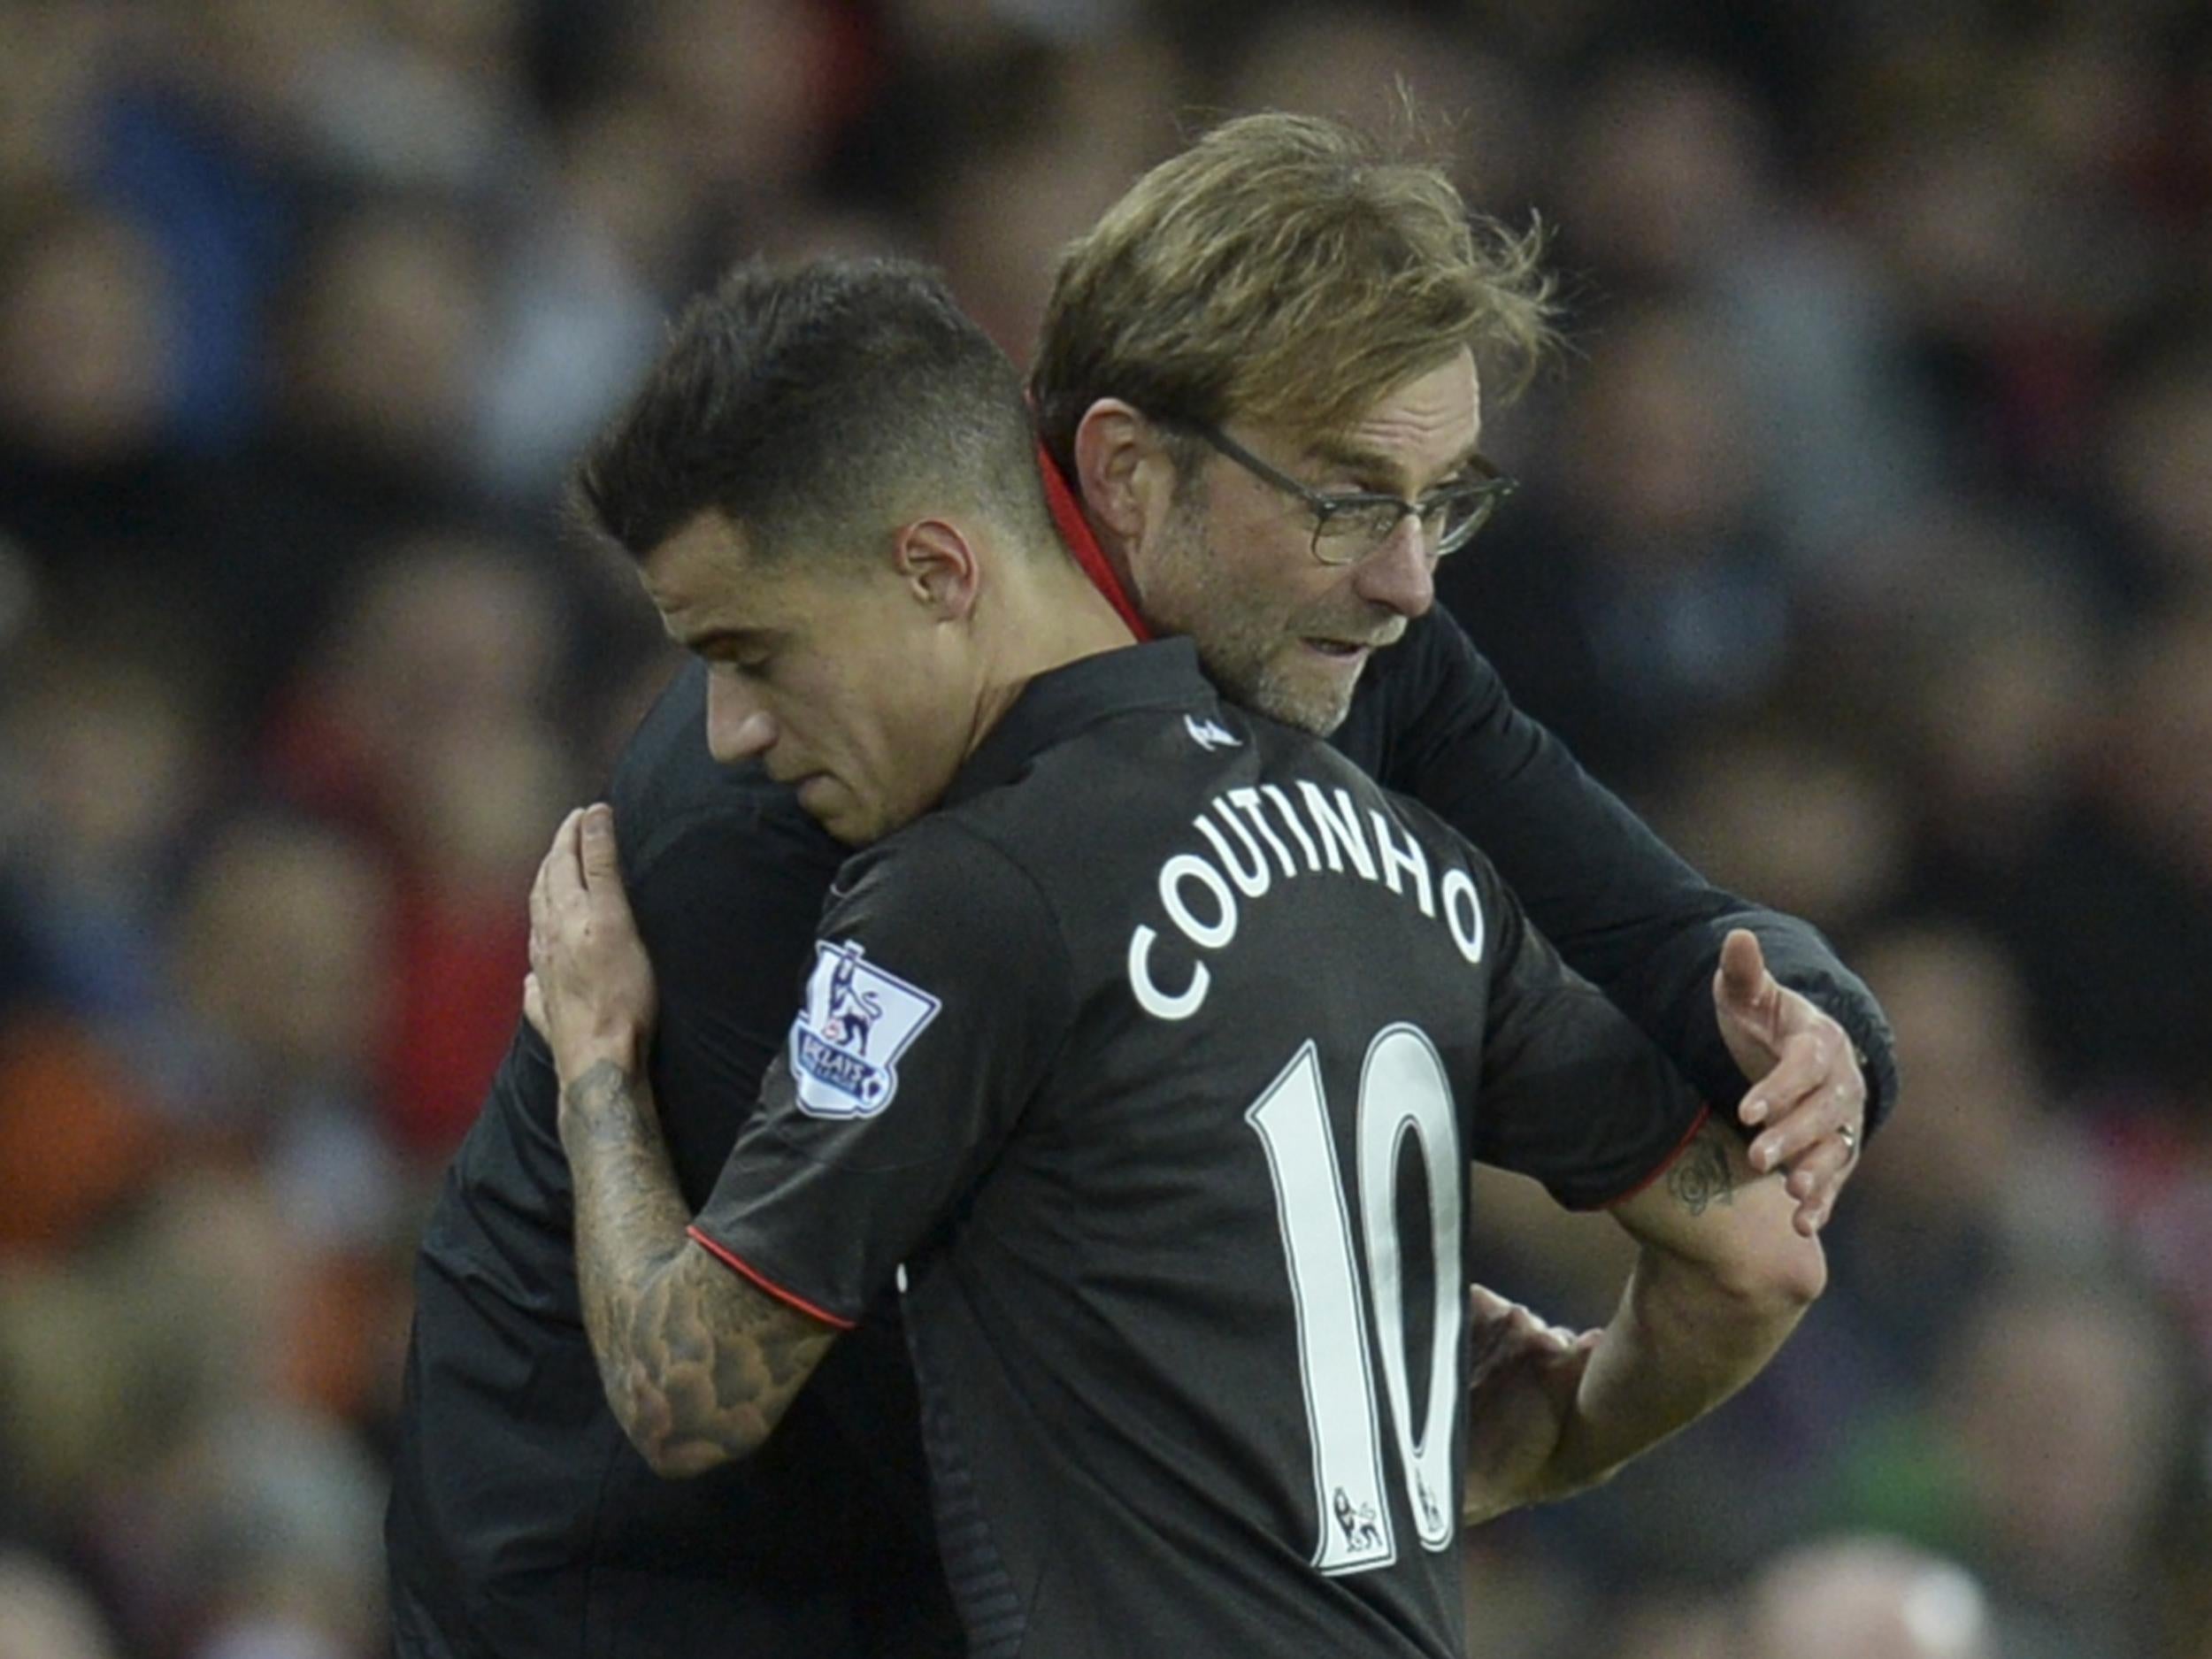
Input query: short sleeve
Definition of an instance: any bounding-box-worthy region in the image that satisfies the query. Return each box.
[688,818,1073,1325]
[1468,861,1710,1211]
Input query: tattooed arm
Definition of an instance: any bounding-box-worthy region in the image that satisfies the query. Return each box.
[527,806,837,1479]
[1548,1116,1825,1501]
[558,1055,837,1478]
[1459,1117,1823,1523]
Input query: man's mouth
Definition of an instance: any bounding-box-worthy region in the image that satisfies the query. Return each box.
[1300,638,1372,661]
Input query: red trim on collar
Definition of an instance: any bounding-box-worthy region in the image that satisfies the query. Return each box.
[1037,439,1151,641]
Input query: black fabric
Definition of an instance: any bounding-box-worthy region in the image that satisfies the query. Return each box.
[695,641,1706,1656]
[386,668,960,1659]
[388,595,1895,1656]
[1334,605,1899,1133]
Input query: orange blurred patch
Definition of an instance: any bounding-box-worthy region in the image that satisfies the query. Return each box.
[0,1013,165,1257]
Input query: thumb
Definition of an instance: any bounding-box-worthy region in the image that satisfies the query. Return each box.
[1468,1285,1515,1323]
[1716,928,1771,1012]
[580,803,621,884]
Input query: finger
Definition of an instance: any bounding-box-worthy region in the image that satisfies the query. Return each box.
[1783,1139,1854,1233]
[1749,1072,1859,1174]
[531,810,573,915]
[523,972,547,1039]
[1467,1285,1517,1322]
[1740,1031,1839,1131]
[544,806,588,905]
[579,803,621,887]
[1715,929,1775,1019]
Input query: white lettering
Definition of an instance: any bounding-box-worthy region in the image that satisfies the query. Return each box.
[1260,785,1323,872]
[1228,789,1299,878]
[1440,868,1484,964]
[1129,926,1210,1019]
[1127,773,1484,1024]
[1162,853,1238,949]
[1369,810,1435,918]
[1296,782,1378,880]
[1197,807,1271,899]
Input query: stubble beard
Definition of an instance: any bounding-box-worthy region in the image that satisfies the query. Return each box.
[1150,508,1360,738]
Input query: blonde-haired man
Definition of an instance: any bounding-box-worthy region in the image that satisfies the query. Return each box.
[390,113,1886,1658]
[1033,111,1886,1176]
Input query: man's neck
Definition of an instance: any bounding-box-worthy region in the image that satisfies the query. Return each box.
[962,564,1139,764]
[1035,439,1149,641]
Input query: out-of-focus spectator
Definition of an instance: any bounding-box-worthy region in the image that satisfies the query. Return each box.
[1919,606,2212,1101]
[1656,725,1909,940]
[0,1551,121,1659]
[0,201,174,471]
[1834,924,2106,1379]
[257,534,572,1156]
[1,2,2209,1651]
[1740,1535,1997,1659]
[1603,1588,1734,1659]
[0,640,211,1025]
[1830,1271,2193,1659]
[2101,336,2212,614]
[1448,301,1793,787]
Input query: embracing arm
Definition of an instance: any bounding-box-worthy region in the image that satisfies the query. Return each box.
[1370,610,1893,1223]
[559,1050,836,1478]
[1388,613,1893,1109]
[529,805,838,1479]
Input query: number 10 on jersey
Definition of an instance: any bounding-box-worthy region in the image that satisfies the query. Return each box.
[1247,1025,1463,1575]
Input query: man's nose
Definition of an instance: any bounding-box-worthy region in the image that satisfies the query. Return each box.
[1348,514,1437,620]
[706,676,778,764]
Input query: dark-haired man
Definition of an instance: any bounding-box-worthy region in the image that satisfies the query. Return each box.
[522,253,1822,1657]
[388,111,1886,1659]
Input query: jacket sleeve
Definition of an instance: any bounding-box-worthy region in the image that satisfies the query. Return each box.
[1368,607,1899,1134]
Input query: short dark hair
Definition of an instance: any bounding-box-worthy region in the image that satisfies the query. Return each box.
[572,257,1053,564]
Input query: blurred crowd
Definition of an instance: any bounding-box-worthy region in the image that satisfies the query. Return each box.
[0,1,2208,1655]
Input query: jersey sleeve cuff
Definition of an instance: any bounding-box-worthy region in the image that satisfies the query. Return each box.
[686,1225,857,1331]
[1594,1102,1714,1211]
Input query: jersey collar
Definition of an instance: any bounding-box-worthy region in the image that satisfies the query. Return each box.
[1038,440,1152,642]
[948,639,1210,809]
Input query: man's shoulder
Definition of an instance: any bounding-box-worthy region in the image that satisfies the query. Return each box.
[609,660,841,886]
[1334,605,1500,780]
[890,697,1405,918]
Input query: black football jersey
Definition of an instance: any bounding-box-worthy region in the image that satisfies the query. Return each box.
[386,674,959,1657]
[691,640,1706,1658]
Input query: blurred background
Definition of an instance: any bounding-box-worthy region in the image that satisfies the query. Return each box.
[0,0,2208,1655]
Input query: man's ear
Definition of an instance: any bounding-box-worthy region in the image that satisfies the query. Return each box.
[1073,399,1179,550]
[890,518,981,619]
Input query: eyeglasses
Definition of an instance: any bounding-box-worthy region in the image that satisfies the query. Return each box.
[1169,419,1517,567]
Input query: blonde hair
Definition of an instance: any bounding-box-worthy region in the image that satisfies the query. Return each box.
[1030,111,1559,472]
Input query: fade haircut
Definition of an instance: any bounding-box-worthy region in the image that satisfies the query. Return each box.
[572,257,1054,565]
[1030,111,1559,476]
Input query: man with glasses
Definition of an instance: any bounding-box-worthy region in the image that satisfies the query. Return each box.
[1027,110,1882,1200]
[387,111,1891,1657]
[523,254,1824,1659]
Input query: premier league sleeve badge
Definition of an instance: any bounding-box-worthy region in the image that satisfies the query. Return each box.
[789,940,944,1118]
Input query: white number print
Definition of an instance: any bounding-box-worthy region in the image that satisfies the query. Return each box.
[1246,1025,1463,1575]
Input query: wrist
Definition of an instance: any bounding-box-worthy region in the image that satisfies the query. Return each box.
[1538,1411,1621,1502]
[554,1027,648,1096]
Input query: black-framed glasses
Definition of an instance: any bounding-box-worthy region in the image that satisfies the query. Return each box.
[1170,419,1517,566]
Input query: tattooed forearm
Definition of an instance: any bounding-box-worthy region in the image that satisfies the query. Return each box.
[1664,1121,1738,1217]
[560,1059,835,1477]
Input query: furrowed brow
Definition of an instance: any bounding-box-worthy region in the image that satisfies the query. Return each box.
[1303,437,1484,495]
